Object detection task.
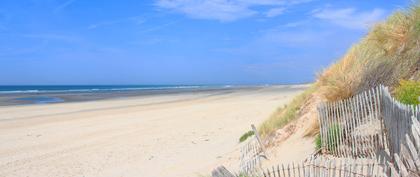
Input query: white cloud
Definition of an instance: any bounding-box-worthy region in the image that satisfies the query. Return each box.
[313,7,386,30]
[265,7,286,17]
[282,20,307,27]
[259,30,330,46]
[155,0,310,22]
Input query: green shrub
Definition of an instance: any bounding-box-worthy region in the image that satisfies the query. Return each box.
[315,134,322,150]
[239,130,255,143]
[314,125,341,152]
[395,80,420,105]
[326,124,342,152]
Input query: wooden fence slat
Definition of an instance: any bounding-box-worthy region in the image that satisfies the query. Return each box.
[343,98,355,157]
[326,101,333,155]
[297,163,301,177]
[282,164,286,177]
[394,154,408,176]
[333,101,340,157]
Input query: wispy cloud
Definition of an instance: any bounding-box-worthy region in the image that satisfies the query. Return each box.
[265,7,286,18]
[88,16,146,29]
[54,0,77,13]
[312,7,386,30]
[0,40,49,57]
[88,15,176,34]
[246,60,301,71]
[140,20,180,33]
[259,29,331,47]
[21,33,82,43]
[155,0,311,22]
[282,20,308,28]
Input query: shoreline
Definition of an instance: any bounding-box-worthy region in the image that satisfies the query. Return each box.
[0,84,309,106]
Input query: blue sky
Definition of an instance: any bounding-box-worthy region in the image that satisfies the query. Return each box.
[0,0,412,85]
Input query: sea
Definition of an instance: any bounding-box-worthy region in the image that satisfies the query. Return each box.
[0,85,213,94]
[0,85,236,105]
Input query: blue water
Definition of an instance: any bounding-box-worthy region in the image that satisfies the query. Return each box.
[15,96,65,104]
[0,85,210,94]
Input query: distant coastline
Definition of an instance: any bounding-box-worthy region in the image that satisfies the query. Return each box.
[0,85,218,94]
[0,84,308,106]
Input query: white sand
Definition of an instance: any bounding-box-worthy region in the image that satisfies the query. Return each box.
[0,86,306,177]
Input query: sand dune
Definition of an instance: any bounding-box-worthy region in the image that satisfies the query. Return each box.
[0,86,306,177]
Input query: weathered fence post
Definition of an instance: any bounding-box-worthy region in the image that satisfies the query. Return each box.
[251,124,268,159]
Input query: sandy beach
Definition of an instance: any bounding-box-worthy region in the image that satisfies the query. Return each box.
[0,86,306,177]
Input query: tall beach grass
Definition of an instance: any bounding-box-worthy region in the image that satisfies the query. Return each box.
[258,3,420,138]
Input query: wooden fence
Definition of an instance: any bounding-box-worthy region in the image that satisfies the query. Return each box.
[383,115,420,177]
[212,166,236,177]
[260,157,385,177]
[213,85,420,177]
[317,85,420,159]
[214,157,385,177]
[239,137,263,174]
[317,86,385,158]
[316,85,420,176]
[239,125,267,174]
[255,118,420,177]
[381,85,420,156]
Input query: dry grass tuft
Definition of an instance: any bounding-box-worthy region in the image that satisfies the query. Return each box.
[304,117,319,137]
[258,85,316,138]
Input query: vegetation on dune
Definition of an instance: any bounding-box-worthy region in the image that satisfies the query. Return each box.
[258,3,420,142]
[258,85,316,138]
[239,130,255,143]
[325,124,342,152]
[318,4,420,101]
[315,134,322,150]
[395,80,420,105]
[313,124,342,151]
[311,4,420,149]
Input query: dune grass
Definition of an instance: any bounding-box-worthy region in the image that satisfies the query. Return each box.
[318,3,420,101]
[258,3,420,140]
[258,85,316,138]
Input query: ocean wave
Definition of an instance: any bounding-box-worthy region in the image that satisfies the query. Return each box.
[0,86,210,94]
[0,90,40,94]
